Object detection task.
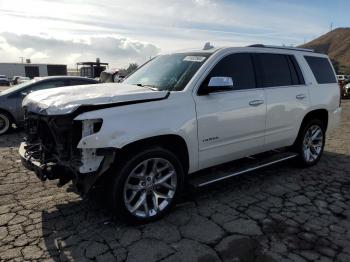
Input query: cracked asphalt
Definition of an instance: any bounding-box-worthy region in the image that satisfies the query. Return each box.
[1,100,350,262]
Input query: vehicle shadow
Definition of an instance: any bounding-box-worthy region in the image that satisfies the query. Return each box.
[41,150,350,261]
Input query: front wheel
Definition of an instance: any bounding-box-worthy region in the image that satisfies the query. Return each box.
[0,112,12,135]
[110,148,184,223]
[294,119,326,167]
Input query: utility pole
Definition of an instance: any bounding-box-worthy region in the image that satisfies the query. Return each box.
[330,22,333,32]
[19,57,24,63]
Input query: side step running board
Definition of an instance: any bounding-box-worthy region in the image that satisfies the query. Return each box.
[188,151,298,188]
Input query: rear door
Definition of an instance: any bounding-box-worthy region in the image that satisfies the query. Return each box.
[194,53,266,169]
[253,53,309,149]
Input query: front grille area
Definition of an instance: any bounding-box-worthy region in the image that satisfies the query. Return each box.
[24,112,82,169]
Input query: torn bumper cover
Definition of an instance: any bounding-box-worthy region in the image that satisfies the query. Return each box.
[19,113,115,195]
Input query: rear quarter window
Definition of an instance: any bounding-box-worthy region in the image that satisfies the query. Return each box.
[304,56,337,84]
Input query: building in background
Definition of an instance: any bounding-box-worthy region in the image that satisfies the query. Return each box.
[0,63,67,79]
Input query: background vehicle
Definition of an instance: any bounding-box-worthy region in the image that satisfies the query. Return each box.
[337,75,348,81]
[0,76,98,135]
[0,75,8,80]
[17,76,30,84]
[11,76,23,85]
[0,78,10,87]
[344,83,350,97]
[338,78,350,97]
[11,76,21,85]
[100,69,125,83]
[12,76,30,85]
[20,45,341,223]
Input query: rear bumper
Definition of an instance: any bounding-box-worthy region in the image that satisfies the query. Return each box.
[328,107,342,134]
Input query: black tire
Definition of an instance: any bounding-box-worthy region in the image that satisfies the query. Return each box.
[110,147,184,224]
[293,119,326,167]
[0,112,12,135]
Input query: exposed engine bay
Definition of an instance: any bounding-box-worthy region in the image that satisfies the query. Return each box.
[20,110,114,194]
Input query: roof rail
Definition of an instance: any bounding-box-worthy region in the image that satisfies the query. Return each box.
[248,44,314,53]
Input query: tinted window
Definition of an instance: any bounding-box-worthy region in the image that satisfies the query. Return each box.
[70,79,95,86]
[288,55,305,85]
[254,53,293,87]
[30,80,66,92]
[202,53,255,91]
[304,56,337,84]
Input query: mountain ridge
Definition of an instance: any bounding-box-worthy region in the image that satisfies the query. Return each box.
[299,27,350,74]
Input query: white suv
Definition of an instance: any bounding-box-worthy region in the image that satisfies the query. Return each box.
[19,45,341,222]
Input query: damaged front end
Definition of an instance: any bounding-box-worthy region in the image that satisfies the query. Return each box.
[19,110,115,195]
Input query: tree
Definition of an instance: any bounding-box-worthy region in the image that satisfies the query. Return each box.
[127,63,139,74]
[119,63,139,77]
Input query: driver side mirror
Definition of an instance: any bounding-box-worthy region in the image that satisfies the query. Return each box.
[199,76,234,95]
[208,76,234,88]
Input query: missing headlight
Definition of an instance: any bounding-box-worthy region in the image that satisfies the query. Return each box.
[81,119,103,137]
[78,119,104,174]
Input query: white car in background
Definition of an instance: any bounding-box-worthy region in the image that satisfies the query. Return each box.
[344,83,350,97]
[337,75,347,81]
[17,77,30,84]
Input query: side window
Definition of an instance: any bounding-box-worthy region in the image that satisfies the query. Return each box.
[30,80,66,92]
[287,55,305,85]
[253,53,293,87]
[201,53,256,92]
[69,79,94,86]
[304,56,337,84]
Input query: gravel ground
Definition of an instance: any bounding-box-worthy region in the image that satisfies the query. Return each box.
[0,100,350,262]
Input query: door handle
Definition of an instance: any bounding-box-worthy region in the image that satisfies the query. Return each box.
[249,100,264,106]
[296,94,306,100]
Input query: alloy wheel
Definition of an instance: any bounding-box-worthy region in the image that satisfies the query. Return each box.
[302,125,323,163]
[0,114,10,135]
[123,157,177,218]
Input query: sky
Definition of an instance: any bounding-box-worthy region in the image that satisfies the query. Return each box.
[0,0,348,68]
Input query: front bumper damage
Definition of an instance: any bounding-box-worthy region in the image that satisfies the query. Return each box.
[19,112,115,195]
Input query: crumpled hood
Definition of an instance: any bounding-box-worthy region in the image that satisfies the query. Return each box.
[22,83,169,115]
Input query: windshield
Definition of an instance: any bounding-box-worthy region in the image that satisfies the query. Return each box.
[0,79,36,95]
[124,53,211,91]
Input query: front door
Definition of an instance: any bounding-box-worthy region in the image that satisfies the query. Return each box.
[194,53,266,170]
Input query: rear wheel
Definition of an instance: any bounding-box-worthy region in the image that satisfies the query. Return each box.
[294,119,326,167]
[0,112,12,135]
[110,147,184,223]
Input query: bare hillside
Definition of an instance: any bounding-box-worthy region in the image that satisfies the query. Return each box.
[300,28,350,73]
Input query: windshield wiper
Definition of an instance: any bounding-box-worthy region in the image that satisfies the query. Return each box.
[136,83,159,91]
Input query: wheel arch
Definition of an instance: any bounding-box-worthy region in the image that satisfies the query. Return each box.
[293,108,328,146]
[0,108,15,124]
[118,134,190,173]
[302,109,329,130]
